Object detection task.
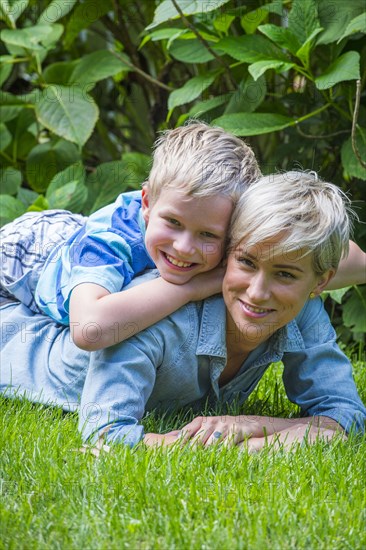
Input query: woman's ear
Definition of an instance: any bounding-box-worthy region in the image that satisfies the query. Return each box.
[141,185,150,224]
[311,269,336,297]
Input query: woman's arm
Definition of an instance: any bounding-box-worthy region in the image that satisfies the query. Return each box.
[325,240,366,290]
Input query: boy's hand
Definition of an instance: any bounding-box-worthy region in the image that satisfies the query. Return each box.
[186,266,225,301]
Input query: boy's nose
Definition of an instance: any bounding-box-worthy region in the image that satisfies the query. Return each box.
[173,233,196,257]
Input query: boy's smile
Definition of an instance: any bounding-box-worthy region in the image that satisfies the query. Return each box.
[142,186,233,284]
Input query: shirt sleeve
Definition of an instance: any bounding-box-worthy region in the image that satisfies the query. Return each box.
[79,328,163,447]
[282,298,366,434]
[67,198,145,296]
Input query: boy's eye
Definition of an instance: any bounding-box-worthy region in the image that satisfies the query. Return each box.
[201,231,219,239]
[166,217,181,226]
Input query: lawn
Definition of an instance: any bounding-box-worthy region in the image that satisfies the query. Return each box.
[1,350,365,550]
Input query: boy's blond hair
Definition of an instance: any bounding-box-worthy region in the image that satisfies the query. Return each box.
[229,171,354,274]
[147,121,261,203]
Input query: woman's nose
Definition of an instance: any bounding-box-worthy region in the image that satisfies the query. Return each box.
[246,271,271,302]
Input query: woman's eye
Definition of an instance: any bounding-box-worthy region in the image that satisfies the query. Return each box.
[238,257,255,269]
[278,271,296,279]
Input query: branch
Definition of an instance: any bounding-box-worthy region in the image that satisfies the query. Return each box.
[110,50,173,92]
[171,0,236,91]
[295,127,349,139]
[351,80,366,169]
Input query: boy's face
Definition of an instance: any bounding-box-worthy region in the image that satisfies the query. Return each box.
[142,186,233,285]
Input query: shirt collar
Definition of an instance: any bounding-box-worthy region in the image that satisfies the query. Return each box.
[196,296,227,357]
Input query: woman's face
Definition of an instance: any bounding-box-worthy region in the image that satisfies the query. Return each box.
[223,236,334,351]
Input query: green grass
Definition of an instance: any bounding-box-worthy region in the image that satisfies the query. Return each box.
[1,349,365,550]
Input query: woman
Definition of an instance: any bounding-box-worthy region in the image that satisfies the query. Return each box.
[1,171,365,450]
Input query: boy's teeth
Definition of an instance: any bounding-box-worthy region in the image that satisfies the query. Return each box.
[166,254,192,268]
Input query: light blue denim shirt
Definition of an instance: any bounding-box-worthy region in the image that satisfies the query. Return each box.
[1,292,365,446]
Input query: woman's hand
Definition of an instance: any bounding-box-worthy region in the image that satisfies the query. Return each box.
[243,418,346,452]
[171,415,261,447]
[143,431,181,447]
[162,415,346,450]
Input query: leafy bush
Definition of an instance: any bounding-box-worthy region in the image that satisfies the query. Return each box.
[0,0,365,338]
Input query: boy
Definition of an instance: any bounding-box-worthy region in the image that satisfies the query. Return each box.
[0,122,261,350]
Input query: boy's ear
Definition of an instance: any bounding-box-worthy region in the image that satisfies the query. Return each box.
[311,269,336,297]
[141,185,150,224]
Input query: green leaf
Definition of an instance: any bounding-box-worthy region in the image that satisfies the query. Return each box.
[168,73,217,110]
[26,194,49,212]
[0,0,28,26]
[46,162,86,198]
[26,139,80,192]
[64,0,112,48]
[17,187,39,208]
[86,157,149,214]
[249,60,295,81]
[0,167,21,195]
[224,76,266,114]
[324,287,351,305]
[47,180,87,212]
[343,287,366,333]
[0,91,32,124]
[288,0,320,43]
[295,28,323,66]
[188,95,229,117]
[35,85,99,147]
[214,13,235,34]
[0,106,25,123]
[0,55,14,86]
[315,51,360,90]
[341,130,366,181]
[0,91,31,106]
[38,0,77,24]
[241,8,268,35]
[0,194,26,227]
[337,13,366,43]
[212,113,294,136]
[146,0,230,29]
[216,35,288,63]
[43,60,79,85]
[69,50,132,87]
[317,0,366,44]
[258,25,301,55]
[1,24,63,53]
[169,39,215,63]
[0,122,11,151]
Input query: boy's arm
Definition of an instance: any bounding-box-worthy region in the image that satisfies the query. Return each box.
[69,267,224,351]
[325,240,366,290]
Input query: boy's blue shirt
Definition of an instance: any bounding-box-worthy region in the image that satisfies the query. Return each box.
[35,190,155,325]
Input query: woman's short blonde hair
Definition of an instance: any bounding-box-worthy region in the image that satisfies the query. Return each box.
[229,171,355,274]
[147,121,261,203]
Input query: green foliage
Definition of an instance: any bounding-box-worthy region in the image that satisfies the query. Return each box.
[0,0,365,338]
